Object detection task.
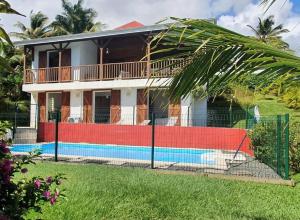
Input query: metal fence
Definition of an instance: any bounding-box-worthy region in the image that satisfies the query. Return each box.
[10,111,290,180]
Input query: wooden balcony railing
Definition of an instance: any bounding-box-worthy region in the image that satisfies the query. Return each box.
[24,59,187,84]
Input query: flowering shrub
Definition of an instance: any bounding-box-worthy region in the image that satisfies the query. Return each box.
[0,139,65,219]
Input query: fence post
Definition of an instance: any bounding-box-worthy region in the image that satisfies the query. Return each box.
[13,103,17,139]
[151,113,155,169]
[284,114,290,180]
[133,106,135,125]
[54,111,59,162]
[276,115,282,175]
[229,107,233,128]
[245,107,248,129]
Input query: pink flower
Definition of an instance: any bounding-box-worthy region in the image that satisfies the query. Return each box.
[46,176,52,184]
[1,147,10,154]
[50,196,56,205]
[1,159,12,174]
[34,179,41,189]
[43,190,51,200]
[21,168,28,174]
[54,189,60,199]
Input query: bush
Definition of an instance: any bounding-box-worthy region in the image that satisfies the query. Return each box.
[290,123,300,173]
[0,121,65,219]
[248,122,277,166]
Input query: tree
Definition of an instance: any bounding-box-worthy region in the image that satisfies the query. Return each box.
[11,11,53,40]
[247,15,289,50]
[0,43,24,102]
[152,18,300,101]
[51,0,105,35]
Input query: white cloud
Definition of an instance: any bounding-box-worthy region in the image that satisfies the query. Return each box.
[217,0,300,54]
[0,0,299,54]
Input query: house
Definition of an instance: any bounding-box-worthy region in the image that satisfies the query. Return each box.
[14,21,207,127]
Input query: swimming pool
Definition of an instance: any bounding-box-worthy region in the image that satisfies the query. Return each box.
[11,142,219,166]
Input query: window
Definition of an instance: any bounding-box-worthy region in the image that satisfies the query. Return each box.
[149,90,169,118]
[48,51,59,67]
[47,93,62,121]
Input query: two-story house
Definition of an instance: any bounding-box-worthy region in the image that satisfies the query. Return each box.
[15,21,207,127]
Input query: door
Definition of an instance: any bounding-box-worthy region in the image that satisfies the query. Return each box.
[110,90,121,124]
[136,89,148,124]
[94,91,111,123]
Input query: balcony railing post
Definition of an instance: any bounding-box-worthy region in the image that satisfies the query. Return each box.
[99,48,104,80]
[58,50,62,82]
[146,42,151,77]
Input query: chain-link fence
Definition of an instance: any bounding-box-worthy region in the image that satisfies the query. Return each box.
[10,110,290,180]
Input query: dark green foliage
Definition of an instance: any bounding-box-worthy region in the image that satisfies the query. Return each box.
[248,122,277,166]
[51,0,105,35]
[290,123,300,173]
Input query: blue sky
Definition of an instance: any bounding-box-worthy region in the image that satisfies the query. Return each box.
[1,0,299,53]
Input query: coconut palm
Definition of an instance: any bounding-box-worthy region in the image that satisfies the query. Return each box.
[11,11,52,40]
[51,0,105,35]
[152,18,300,100]
[247,15,289,49]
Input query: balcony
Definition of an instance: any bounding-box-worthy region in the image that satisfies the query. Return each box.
[24,59,186,84]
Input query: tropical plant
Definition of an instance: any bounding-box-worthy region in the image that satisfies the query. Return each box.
[11,11,53,40]
[0,139,65,219]
[0,43,24,102]
[51,0,105,35]
[151,18,300,101]
[247,15,289,50]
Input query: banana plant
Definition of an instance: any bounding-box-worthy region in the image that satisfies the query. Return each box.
[0,0,24,70]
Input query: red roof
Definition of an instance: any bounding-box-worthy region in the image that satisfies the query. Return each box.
[115,21,144,30]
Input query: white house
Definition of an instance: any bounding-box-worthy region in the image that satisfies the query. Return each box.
[15,21,207,127]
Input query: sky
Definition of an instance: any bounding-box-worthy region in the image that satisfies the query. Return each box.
[1,0,299,54]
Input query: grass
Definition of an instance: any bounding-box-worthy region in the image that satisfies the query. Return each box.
[255,95,300,121]
[20,162,300,220]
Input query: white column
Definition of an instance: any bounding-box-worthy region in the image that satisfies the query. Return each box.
[192,96,208,126]
[181,94,192,126]
[70,90,83,120]
[30,93,38,128]
[121,88,137,125]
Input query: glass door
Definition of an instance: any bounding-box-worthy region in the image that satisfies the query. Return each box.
[94,91,111,123]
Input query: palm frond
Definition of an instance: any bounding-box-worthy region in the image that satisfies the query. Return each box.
[152,18,300,100]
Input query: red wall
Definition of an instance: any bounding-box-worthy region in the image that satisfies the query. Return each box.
[38,122,253,156]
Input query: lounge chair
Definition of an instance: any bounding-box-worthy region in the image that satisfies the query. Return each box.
[140,120,151,125]
[155,117,178,126]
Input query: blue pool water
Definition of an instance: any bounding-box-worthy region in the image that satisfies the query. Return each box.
[11,143,216,165]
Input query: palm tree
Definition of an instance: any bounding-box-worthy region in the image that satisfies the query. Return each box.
[151,18,300,100]
[247,15,289,49]
[11,11,52,40]
[51,0,105,35]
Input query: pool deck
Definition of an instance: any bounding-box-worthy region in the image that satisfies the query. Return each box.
[12,150,281,180]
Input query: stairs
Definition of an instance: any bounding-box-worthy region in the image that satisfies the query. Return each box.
[14,127,37,144]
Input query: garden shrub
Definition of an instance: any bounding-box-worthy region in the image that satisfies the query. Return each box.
[249,121,300,175]
[0,122,65,219]
[290,123,300,173]
[248,122,277,166]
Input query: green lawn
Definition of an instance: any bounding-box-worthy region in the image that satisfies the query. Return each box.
[21,162,300,220]
[255,95,300,121]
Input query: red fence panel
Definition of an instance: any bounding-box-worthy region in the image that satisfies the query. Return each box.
[37,122,253,156]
